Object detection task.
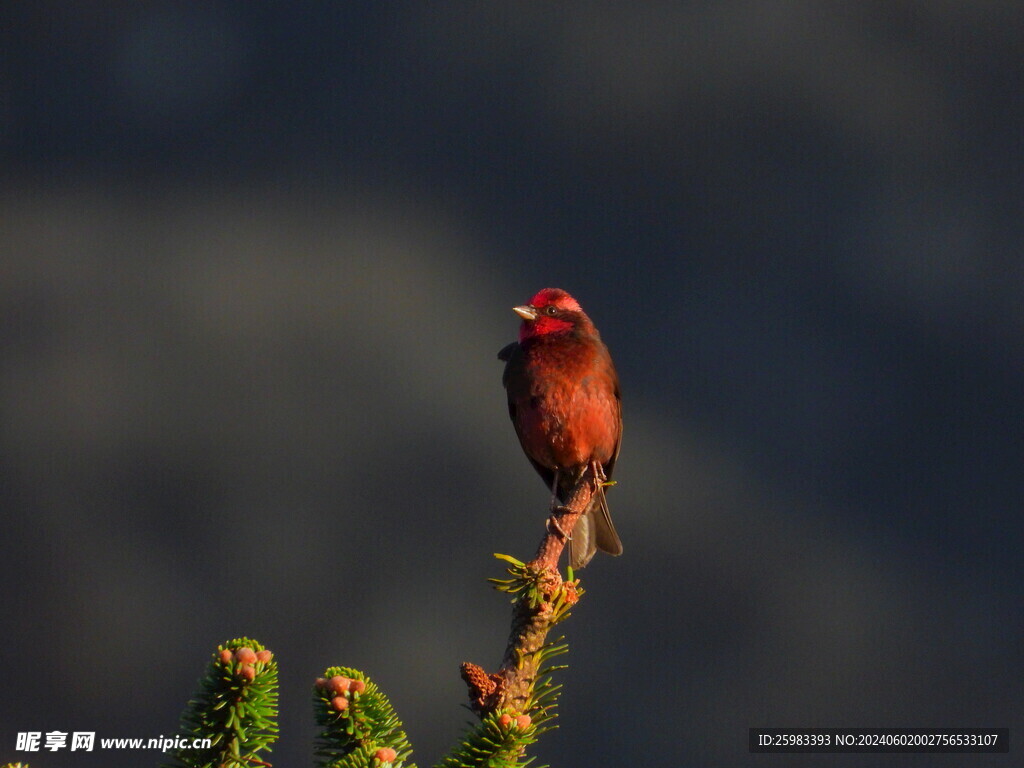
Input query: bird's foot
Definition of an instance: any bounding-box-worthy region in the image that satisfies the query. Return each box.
[547,507,573,541]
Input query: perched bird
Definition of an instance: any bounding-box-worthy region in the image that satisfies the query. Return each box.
[498,288,623,569]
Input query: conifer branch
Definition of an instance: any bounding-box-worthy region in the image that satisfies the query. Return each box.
[165,638,279,768]
[460,467,599,719]
[160,469,605,768]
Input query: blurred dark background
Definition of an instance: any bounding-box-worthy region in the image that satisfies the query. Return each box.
[2,3,1021,767]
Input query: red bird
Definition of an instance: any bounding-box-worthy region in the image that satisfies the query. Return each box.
[498,288,623,568]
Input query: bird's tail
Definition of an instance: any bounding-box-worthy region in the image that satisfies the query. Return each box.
[568,484,623,569]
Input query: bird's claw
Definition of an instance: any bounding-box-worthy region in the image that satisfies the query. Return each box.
[547,507,573,541]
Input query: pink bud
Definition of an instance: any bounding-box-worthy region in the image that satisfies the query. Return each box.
[331,695,349,712]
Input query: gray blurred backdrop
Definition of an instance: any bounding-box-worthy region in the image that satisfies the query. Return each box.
[2,4,1021,767]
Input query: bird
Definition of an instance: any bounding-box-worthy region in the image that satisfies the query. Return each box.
[498,287,623,569]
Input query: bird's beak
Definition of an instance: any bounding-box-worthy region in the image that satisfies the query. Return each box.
[513,305,538,321]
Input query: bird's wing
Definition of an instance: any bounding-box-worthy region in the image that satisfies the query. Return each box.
[499,341,522,421]
[602,352,623,482]
[501,340,557,493]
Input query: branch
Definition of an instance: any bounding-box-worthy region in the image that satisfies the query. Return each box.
[461,466,600,718]
[164,638,279,768]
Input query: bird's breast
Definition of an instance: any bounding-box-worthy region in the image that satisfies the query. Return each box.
[513,338,619,470]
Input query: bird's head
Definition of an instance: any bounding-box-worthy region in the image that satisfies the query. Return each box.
[514,288,589,341]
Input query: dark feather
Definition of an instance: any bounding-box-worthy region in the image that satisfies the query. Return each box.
[497,341,518,362]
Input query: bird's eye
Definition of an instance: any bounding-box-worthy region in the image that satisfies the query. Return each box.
[543,305,558,316]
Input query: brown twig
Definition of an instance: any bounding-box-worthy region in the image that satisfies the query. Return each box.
[460,466,598,716]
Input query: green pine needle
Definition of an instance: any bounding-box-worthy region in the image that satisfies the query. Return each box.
[313,667,416,768]
[164,637,279,768]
